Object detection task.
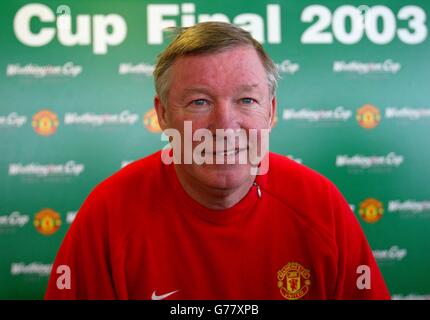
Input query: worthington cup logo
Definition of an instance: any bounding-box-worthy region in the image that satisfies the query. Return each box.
[10,262,52,276]
[119,62,154,76]
[143,108,161,133]
[282,106,351,122]
[6,62,82,78]
[32,109,59,136]
[373,245,407,262]
[336,152,404,168]
[64,110,138,126]
[8,161,85,177]
[34,209,62,235]
[0,211,30,229]
[333,59,401,74]
[277,262,311,300]
[385,107,430,120]
[356,104,381,129]
[359,198,384,223]
[388,200,430,214]
[0,112,27,127]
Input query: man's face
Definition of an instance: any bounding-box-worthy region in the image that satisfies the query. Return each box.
[155,45,276,190]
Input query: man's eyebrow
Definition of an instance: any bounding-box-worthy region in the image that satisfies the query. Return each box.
[182,87,212,94]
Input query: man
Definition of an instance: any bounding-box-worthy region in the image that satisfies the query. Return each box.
[45,22,390,300]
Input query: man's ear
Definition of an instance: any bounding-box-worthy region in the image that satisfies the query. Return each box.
[269,96,277,131]
[154,96,168,131]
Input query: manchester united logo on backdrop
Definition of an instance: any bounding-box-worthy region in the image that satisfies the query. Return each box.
[32,110,59,136]
[356,104,381,129]
[277,262,311,300]
[359,198,384,223]
[143,108,161,133]
[34,209,62,235]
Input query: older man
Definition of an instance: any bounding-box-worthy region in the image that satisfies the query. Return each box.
[45,22,389,300]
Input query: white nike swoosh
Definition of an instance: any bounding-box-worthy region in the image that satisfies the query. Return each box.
[151,289,180,300]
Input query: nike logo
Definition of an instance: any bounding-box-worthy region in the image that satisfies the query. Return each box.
[151,289,180,300]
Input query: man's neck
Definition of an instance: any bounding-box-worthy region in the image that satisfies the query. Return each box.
[174,166,255,210]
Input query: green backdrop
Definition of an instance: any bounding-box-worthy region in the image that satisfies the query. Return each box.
[1,0,429,299]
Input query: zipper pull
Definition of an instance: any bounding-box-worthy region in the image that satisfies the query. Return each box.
[253,181,262,198]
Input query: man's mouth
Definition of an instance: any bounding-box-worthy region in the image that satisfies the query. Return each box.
[203,147,248,157]
[214,149,239,157]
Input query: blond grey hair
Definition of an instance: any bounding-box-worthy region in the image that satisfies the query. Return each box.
[153,22,279,106]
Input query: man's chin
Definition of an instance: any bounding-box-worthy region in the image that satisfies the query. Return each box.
[192,164,253,190]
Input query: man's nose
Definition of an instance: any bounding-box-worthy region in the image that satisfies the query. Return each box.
[208,100,240,132]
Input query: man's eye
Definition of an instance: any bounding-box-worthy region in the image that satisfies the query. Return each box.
[240,98,256,105]
[191,99,209,106]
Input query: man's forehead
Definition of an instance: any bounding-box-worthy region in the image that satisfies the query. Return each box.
[167,46,268,98]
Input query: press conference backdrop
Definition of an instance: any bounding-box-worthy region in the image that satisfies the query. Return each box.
[0,0,429,299]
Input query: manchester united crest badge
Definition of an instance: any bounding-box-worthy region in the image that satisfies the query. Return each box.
[277,262,311,300]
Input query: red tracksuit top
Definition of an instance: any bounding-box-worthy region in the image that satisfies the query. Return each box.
[45,151,390,300]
